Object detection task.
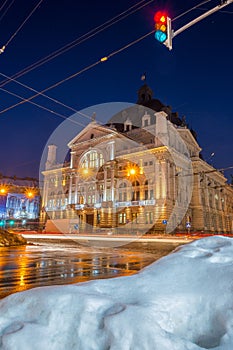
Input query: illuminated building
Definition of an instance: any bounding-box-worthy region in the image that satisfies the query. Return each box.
[0,177,40,228]
[41,85,233,234]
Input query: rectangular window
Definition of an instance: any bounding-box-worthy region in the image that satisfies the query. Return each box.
[150,190,154,199]
[132,213,138,223]
[146,212,153,224]
[119,213,126,224]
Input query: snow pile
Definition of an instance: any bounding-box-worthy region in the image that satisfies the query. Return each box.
[1,236,233,349]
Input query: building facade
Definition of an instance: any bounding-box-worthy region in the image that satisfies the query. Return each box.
[0,177,40,229]
[41,85,233,234]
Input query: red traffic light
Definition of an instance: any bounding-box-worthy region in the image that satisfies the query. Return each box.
[154,11,167,23]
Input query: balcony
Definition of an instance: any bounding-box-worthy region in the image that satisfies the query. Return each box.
[115,199,155,207]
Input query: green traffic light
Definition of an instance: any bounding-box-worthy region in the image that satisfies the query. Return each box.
[155,30,167,43]
[9,220,15,225]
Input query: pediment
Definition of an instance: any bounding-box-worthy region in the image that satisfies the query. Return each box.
[68,121,118,149]
[178,128,202,152]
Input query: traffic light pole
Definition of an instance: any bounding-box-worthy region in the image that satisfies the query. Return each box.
[173,0,233,39]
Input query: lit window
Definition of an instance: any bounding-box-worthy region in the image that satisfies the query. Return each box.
[80,151,104,169]
[99,153,104,167]
[146,212,153,224]
[150,190,154,199]
[119,213,126,224]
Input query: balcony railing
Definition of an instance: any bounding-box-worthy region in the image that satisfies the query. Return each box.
[45,199,156,212]
[115,199,155,207]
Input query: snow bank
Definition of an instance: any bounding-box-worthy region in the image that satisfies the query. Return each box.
[1,236,233,350]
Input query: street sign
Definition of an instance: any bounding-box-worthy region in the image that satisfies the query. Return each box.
[162,220,167,225]
[186,222,191,228]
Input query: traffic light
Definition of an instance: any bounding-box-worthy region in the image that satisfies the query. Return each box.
[154,11,172,50]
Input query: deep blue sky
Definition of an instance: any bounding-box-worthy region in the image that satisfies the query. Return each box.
[0,0,232,180]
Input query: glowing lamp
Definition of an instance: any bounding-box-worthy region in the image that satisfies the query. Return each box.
[129,168,136,175]
[25,189,35,199]
[0,188,6,195]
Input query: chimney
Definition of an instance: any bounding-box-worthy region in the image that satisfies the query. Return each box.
[45,144,57,170]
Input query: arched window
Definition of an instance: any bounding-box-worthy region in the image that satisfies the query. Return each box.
[80,150,104,169]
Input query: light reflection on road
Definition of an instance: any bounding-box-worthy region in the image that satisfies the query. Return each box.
[0,242,180,299]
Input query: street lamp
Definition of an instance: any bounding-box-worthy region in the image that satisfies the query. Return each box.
[25,189,35,199]
[0,186,8,195]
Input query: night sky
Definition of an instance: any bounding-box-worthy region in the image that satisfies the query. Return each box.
[0,0,232,181]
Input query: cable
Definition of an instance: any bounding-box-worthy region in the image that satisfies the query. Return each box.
[2,0,219,118]
[0,0,154,86]
[108,30,154,58]
[0,26,155,116]
[0,0,15,23]
[0,1,155,122]
[0,86,87,127]
[173,0,213,21]
[196,6,233,14]
[0,0,9,13]
[0,60,101,115]
[5,0,44,47]
[0,72,92,121]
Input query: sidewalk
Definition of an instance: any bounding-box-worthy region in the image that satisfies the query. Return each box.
[20,231,194,244]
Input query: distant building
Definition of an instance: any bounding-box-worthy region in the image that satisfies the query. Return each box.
[41,85,233,234]
[0,176,40,228]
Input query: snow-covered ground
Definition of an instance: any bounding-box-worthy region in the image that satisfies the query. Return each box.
[1,236,233,350]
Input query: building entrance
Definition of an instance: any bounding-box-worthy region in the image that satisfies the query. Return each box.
[86,214,94,227]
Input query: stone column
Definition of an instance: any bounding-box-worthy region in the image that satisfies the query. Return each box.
[68,174,73,204]
[111,164,115,201]
[103,167,107,201]
[70,151,75,169]
[74,175,78,204]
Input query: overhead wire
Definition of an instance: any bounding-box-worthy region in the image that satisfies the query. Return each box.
[0,86,87,127]
[0,0,154,86]
[0,0,155,120]
[173,0,213,21]
[0,60,100,115]
[196,6,233,14]
[4,0,44,47]
[0,0,221,121]
[0,72,92,121]
[0,0,15,23]
[0,28,156,116]
[0,0,9,13]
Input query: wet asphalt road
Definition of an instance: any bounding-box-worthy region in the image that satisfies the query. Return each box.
[0,241,182,299]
